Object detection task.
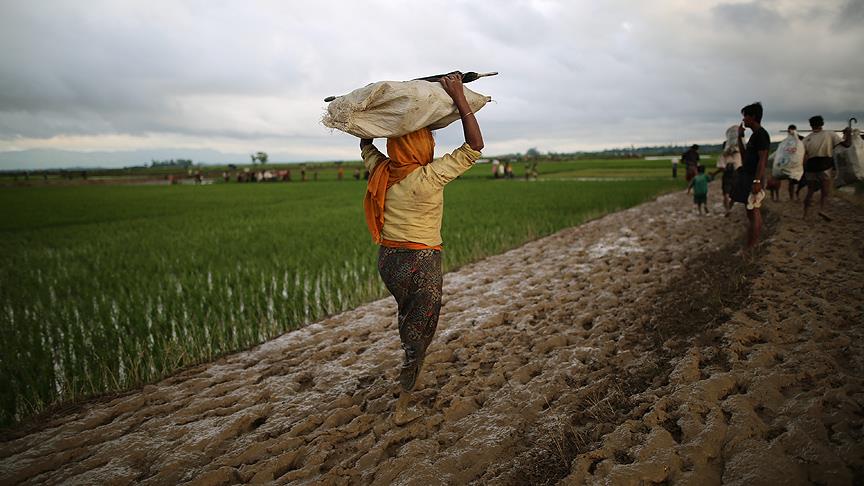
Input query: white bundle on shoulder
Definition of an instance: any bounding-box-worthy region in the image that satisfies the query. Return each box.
[772,130,805,180]
[834,128,864,187]
[717,125,742,169]
[321,80,491,139]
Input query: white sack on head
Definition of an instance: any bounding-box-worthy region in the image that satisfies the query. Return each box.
[834,128,864,187]
[321,80,491,139]
[772,130,805,180]
[717,125,742,169]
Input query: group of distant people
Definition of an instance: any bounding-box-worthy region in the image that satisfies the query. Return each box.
[772,116,851,219]
[244,168,303,182]
[218,166,367,183]
[685,103,854,252]
[488,159,540,180]
[685,102,768,252]
[490,159,515,179]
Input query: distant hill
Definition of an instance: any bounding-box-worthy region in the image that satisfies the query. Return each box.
[0,148,253,171]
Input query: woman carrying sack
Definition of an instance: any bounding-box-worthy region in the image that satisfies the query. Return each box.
[361,73,484,425]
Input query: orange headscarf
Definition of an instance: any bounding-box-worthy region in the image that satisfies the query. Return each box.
[363,128,435,244]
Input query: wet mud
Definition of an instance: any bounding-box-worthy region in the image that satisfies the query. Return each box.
[1,186,862,485]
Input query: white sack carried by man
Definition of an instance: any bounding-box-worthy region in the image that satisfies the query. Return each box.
[322,80,491,139]
[717,125,742,169]
[834,128,864,187]
[772,129,805,181]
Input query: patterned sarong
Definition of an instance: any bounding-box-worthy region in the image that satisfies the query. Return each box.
[377,247,443,390]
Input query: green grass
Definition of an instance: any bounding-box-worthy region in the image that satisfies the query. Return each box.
[0,159,685,427]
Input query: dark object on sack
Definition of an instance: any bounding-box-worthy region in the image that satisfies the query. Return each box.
[411,71,498,83]
[324,71,497,102]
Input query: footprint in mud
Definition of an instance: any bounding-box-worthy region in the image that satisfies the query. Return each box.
[321,406,362,430]
[510,361,543,385]
[288,414,324,437]
[764,424,787,442]
[295,372,315,392]
[443,396,480,422]
[364,395,392,415]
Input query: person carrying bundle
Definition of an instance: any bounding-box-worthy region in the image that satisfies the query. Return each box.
[772,124,805,201]
[801,115,848,219]
[715,125,744,213]
[361,73,484,425]
[681,144,700,182]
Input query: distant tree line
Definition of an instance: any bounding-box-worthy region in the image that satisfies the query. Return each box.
[151,158,193,168]
[495,143,737,162]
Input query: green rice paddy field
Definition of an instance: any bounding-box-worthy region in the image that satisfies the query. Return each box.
[0,158,685,427]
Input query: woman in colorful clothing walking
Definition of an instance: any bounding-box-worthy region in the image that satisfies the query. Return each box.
[361,73,484,425]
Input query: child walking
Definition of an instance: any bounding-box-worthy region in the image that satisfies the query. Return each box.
[687,165,711,214]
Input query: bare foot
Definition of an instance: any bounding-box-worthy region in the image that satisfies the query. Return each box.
[734,247,758,262]
[393,406,423,426]
[393,392,423,426]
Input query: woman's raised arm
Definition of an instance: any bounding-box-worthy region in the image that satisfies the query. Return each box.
[439,73,484,152]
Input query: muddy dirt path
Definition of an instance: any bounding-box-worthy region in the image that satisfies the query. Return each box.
[2,186,862,485]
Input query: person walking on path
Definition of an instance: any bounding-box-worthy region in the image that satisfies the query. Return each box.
[801,115,845,219]
[687,165,711,215]
[360,72,484,425]
[776,124,805,201]
[714,126,743,213]
[682,144,700,182]
[710,153,737,215]
[731,102,770,251]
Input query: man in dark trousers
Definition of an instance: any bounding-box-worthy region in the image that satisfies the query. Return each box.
[731,102,770,252]
[682,144,700,182]
[802,115,846,219]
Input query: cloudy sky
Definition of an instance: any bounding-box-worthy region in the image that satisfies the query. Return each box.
[1,0,862,168]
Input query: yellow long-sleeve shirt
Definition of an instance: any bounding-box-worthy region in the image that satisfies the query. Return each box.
[362,143,482,246]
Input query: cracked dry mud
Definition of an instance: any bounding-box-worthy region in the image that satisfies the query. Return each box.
[1,186,862,485]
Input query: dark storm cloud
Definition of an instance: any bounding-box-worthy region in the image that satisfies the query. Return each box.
[833,0,864,27]
[712,2,783,30]
[0,0,308,139]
